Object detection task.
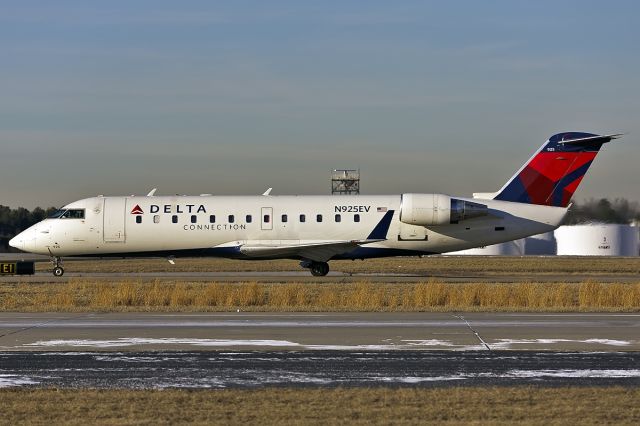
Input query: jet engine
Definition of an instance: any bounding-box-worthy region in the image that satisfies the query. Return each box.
[399,193,488,226]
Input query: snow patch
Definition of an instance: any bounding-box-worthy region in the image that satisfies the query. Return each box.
[505,369,640,378]
[582,339,631,346]
[490,338,632,349]
[0,375,39,388]
[25,338,303,348]
[402,339,456,347]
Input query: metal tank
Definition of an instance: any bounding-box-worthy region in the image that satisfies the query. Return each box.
[445,239,525,256]
[554,224,639,256]
[524,231,557,255]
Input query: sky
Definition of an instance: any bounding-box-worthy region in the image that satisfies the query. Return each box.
[1,1,638,209]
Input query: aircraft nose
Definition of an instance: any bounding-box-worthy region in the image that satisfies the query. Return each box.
[9,234,24,250]
[9,227,36,253]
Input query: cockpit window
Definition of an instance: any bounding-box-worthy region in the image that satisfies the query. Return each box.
[51,209,85,219]
[62,209,85,219]
[48,209,66,219]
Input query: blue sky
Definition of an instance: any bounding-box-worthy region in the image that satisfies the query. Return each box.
[1,1,638,208]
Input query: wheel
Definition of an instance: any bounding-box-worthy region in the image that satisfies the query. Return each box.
[321,263,330,276]
[309,262,329,277]
[53,266,64,277]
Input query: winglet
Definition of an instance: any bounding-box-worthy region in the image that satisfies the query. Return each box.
[367,210,394,240]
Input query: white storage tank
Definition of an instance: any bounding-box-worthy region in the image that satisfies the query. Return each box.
[446,239,525,256]
[524,231,557,255]
[555,224,639,256]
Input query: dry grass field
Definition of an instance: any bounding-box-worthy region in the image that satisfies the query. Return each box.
[1,387,639,425]
[1,279,639,312]
[1,257,636,312]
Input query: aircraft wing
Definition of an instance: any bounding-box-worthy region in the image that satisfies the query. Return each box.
[234,210,395,262]
[238,239,385,262]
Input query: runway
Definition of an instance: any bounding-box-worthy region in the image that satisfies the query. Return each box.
[1,312,638,351]
[1,312,639,388]
[2,351,639,389]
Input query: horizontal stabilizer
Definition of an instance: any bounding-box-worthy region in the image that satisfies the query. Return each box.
[558,133,622,145]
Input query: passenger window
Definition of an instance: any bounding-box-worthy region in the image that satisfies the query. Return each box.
[300,214,306,223]
[229,215,235,223]
[209,215,216,223]
[136,216,142,224]
[354,214,360,222]
[246,215,252,223]
[172,215,178,224]
[316,214,323,223]
[153,215,160,224]
[335,214,341,223]
[263,215,270,223]
[191,215,197,224]
[281,214,288,223]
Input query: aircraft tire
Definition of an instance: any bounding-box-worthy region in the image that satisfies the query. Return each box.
[310,262,329,276]
[53,267,64,277]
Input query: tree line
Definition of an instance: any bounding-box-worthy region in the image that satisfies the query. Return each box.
[562,198,640,225]
[1,198,639,252]
[0,205,57,252]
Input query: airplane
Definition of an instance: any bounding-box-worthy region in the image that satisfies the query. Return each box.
[10,132,620,277]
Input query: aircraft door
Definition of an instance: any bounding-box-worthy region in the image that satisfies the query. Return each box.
[103,198,126,242]
[261,207,273,231]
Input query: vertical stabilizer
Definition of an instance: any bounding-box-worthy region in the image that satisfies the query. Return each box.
[493,132,620,207]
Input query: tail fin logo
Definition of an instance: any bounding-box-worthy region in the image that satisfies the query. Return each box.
[131,205,144,215]
[494,132,619,208]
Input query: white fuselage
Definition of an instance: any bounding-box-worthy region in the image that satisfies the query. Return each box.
[11,194,567,259]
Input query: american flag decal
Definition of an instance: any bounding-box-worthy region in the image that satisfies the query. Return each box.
[377,207,387,212]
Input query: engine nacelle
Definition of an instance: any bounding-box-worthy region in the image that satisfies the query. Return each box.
[400,193,488,226]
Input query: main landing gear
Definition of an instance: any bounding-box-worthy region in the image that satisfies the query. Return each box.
[51,256,64,277]
[300,260,330,277]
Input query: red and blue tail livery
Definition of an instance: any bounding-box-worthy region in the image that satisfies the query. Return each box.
[494,132,621,207]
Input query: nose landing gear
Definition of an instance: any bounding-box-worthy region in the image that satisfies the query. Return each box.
[51,257,64,277]
[300,260,330,276]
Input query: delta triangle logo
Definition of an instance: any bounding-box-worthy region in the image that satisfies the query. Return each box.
[131,205,144,215]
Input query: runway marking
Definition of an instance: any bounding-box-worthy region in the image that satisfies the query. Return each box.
[0,313,90,340]
[452,314,491,351]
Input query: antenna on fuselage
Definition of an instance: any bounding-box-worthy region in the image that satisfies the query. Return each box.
[147,188,157,196]
[262,188,273,196]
